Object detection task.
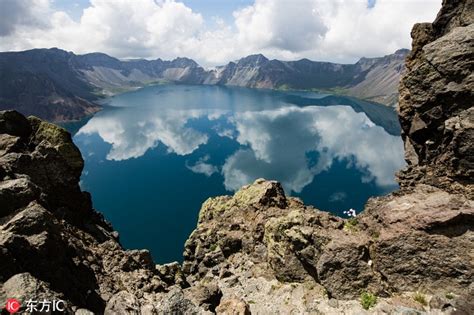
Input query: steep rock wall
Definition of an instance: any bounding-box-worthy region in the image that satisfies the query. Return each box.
[398,0,473,197]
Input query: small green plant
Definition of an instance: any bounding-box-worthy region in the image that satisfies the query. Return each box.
[248,300,256,304]
[360,292,377,310]
[445,292,454,300]
[344,218,358,232]
[303,281,316,290]
[321,287,328,298]
[209,243,217,251]
[371,231,380,239]
[413,292,427,306]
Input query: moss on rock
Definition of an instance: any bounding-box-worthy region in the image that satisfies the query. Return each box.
[28,116,84,172]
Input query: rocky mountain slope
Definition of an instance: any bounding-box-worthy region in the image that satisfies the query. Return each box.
[346,49,408,106]
[0,49,102,122]
[0,48,407,122]
[204,49,408,107]
[0,49,205,122]
[0,0,473,314]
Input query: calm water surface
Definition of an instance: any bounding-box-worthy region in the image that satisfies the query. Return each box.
[71,84,405,263]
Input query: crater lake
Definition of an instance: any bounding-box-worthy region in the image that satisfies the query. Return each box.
[70,84,405,263]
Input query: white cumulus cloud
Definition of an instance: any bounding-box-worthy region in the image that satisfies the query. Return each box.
[0,0,442,65]
[0,0,50,36]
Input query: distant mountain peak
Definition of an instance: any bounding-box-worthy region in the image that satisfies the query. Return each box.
[170,57,198,68]
[394,48,410,55]
[237,54,269,66]
[24,47,73,58]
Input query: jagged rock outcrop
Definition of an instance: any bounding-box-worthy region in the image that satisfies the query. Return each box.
[0,110,169,313]
[176,179,473,314]
[101,177,472,314]
[398,0,474,197]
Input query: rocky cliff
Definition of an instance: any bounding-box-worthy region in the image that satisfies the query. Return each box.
[0,0,473,314]
[0,111,170,313]
[0,48,407,122]
[398,0,474,198]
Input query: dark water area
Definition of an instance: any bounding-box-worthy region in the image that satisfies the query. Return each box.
[70,84,405,263]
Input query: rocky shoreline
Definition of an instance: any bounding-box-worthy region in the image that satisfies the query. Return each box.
[0,0,473,314]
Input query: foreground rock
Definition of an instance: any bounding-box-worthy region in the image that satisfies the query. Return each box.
[398,0,474,197]
[0,111,168,313]
[176,179,473,314]
[1,109,472,313]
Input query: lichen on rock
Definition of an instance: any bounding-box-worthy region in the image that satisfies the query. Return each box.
[398,0,474,197]
[0,110,168,313]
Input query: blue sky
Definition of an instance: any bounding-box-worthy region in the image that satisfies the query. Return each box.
[53,0,377,21]
[183,0,255,22]
[52,0,255,23]
[1,0,441,66]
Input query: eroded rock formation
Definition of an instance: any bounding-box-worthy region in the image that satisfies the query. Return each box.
[0,111,167,313]
[398,0,474,196]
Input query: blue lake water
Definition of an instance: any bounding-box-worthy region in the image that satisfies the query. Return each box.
[70,84,405,263]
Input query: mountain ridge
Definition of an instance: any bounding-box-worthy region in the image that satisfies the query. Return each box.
[0,48,409,122]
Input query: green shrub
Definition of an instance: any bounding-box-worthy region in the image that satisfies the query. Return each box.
[344,218,358,232]
[322,287,329,298]
[413,292,427,306]
[445,292,454,300]
[371,231,380,239]
[360,292,377,310]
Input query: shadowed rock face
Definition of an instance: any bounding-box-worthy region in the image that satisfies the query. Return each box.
[398,0,474,196]
[0,110,168,313]
[1,1,473,314]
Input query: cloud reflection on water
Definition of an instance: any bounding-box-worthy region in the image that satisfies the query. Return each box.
[77,104,405,193]
[223,105,404,193]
